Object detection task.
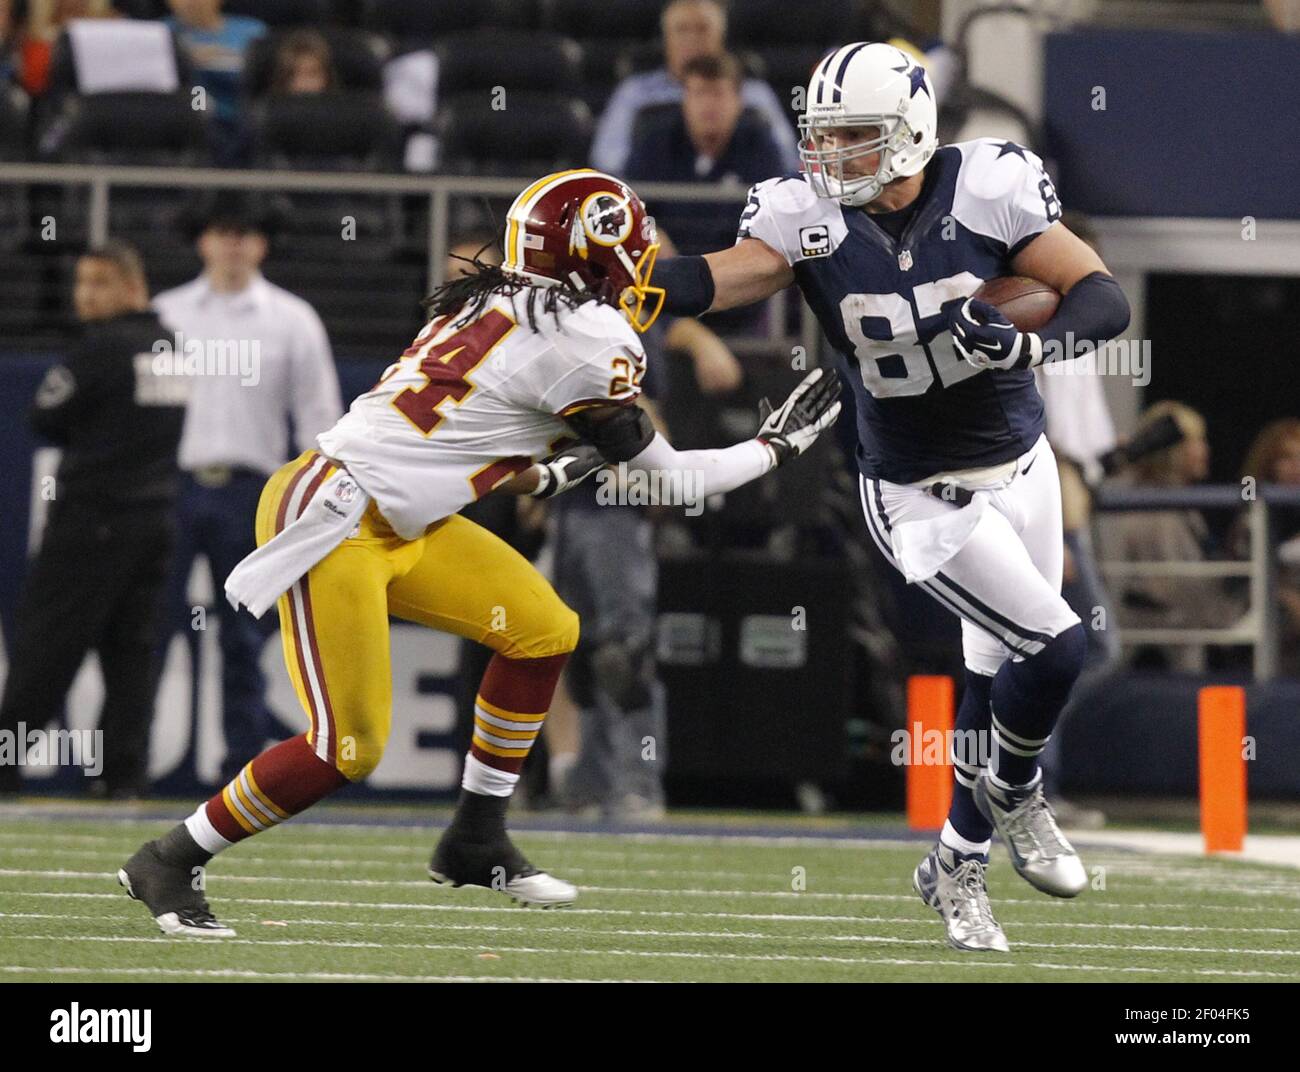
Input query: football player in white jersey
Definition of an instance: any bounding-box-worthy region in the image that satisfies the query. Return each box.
[653,43,1131,951]
[116,169,841,937]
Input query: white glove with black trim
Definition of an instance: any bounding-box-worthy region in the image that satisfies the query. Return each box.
[946,297,1044,370]
[755,367,843,466]
[528,442,606,498]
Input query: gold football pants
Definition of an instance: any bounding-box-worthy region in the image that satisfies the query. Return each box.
[254,450,579,780]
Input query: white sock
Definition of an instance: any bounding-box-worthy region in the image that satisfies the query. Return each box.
[989,766,1043,793]
[461,753,519,798]
[940,820,991,859]
[185,805,233,856]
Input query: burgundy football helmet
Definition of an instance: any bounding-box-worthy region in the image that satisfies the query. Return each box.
[501,169,665,333]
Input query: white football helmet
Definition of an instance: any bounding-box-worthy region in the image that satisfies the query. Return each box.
[799,42,938,207]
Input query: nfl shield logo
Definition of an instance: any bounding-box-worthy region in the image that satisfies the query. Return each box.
[898,249,913,271]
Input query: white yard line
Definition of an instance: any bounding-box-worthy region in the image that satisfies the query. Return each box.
[8,882,1300,915]
[5,909,1300,937]
[5,866,1297,903]
[8,927,1300,958]
[0,965,639,982]
[4,934,1298,979]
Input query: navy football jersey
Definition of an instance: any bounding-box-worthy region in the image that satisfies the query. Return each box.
[737,138,1063,483]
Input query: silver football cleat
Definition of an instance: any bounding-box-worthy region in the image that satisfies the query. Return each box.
[913,843,1009,953]
[975,771,1088,898]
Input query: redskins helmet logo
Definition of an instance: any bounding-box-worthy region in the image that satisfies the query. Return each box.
[579,191,634,248]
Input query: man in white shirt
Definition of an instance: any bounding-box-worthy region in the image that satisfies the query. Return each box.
[154,194,341,785]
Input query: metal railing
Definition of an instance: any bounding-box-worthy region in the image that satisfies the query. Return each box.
[1092,484,1299,679]
[0,161,818,361]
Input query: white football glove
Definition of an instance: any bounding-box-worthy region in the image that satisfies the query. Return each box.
[756,367,843,466]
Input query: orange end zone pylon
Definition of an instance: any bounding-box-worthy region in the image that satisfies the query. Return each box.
[906,675,954,831]
[1198,686,1247,853]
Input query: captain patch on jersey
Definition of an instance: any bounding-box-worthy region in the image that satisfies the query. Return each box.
[736,138,1061,483]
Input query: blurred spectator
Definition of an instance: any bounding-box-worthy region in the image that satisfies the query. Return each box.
[154,192,341,786]
[591,0,798,177]
[382,46,438,171]
[1236,418,1300,675]
[663,315,743,396]
[270,27,334,96]
[0,1,16,85]
[624,52,785,256]
[165,0,265,164]
[551,392,670,824]
[1098,402,1244,673]
[15,0,120,98]
[0,241,185,799]
[1265,0,1300,31]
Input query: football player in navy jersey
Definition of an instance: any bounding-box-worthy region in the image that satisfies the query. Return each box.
[654,42,1130,951]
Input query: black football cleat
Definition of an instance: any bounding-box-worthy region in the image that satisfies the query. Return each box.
[429,828,577,908]
[118,840,235,938]
[429,790,576,908]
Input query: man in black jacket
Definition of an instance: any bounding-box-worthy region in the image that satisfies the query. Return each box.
[0,242,186,798]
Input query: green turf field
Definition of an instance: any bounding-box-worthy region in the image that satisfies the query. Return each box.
[2,806,1299,982]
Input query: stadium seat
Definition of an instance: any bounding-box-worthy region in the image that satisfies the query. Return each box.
[0,90,27,162]
[112,0,168,17]
[57,92,209,164]
[0,93,30,249]
[543,0,664,40]
[726,0,855,46]
[575,34,642,103]
[251,93,403,257]
[434,32,583,96]
[251,92,400,169]
[437,92,593,175]
[243,27,391,97]
[362,0,540,41]
[48,94,209,253]
[223,0,332,26]
[752,45,827,122]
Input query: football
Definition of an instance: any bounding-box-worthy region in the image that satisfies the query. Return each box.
[971,275,1061,332]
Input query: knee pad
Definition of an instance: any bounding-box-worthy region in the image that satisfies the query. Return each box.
[507,599,580,660]
[334,728,386,781]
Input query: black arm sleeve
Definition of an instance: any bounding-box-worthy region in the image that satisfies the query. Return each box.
[564,405,656,463]
[653,255,716,318]
[1037,271,1131,358]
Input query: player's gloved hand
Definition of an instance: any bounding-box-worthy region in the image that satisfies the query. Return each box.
[528,442,606,498]
[945,297,1043,370]
[755,366,843,466]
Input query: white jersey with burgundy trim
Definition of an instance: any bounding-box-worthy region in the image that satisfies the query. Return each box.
[316,290,645,540]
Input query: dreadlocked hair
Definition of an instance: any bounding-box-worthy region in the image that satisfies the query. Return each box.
[422,242,611,332]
